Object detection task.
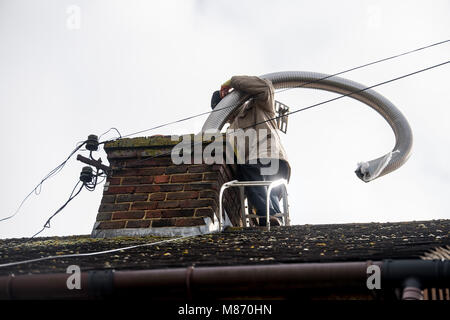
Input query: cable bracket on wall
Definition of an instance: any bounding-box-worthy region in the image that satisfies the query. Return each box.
[76,134,112,176]
[76,155,112,176]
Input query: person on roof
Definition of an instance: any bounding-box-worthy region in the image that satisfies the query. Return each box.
[211,75,291,227]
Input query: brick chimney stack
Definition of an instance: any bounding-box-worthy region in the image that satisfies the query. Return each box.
[91,135,241,238]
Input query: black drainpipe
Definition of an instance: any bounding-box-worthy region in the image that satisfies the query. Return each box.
[382,259,450,300]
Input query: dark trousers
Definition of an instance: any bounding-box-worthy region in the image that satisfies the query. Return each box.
[237,159,289,219]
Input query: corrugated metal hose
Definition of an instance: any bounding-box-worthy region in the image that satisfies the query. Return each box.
[201,71,413,182]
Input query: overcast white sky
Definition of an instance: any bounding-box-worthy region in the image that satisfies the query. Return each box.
[0,0,448,239]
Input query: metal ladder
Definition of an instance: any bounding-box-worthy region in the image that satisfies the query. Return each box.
[218,179,289,231]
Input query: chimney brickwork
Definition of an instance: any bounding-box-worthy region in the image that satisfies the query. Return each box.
[91,135,241,238]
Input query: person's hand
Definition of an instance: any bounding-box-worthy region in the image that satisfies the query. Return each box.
[220,79,232,98]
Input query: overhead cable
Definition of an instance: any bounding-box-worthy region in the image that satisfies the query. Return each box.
[0,142,86,222]
[125,60,449,166]
[30,180,84,239]
[99,39,449,144]
[244,60,449,130]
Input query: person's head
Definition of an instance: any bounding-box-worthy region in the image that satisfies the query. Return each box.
[211,90,222,110]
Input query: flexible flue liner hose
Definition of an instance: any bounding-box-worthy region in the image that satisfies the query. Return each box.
[201,71,413,182]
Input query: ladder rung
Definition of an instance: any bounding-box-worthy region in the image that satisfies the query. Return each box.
[273,213,288,217]
[244,213,287,219]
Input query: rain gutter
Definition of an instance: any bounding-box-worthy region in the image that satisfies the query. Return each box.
[0,260,448,300]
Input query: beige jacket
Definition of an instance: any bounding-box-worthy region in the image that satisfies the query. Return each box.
[227,75,290,178]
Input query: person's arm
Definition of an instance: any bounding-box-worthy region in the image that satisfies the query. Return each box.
[229,75,275,113]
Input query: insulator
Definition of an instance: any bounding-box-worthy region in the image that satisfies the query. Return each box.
[80,166,94,183]
[86,134,99,151]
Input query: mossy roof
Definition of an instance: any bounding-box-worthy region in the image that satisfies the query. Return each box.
[0,219,448,276]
